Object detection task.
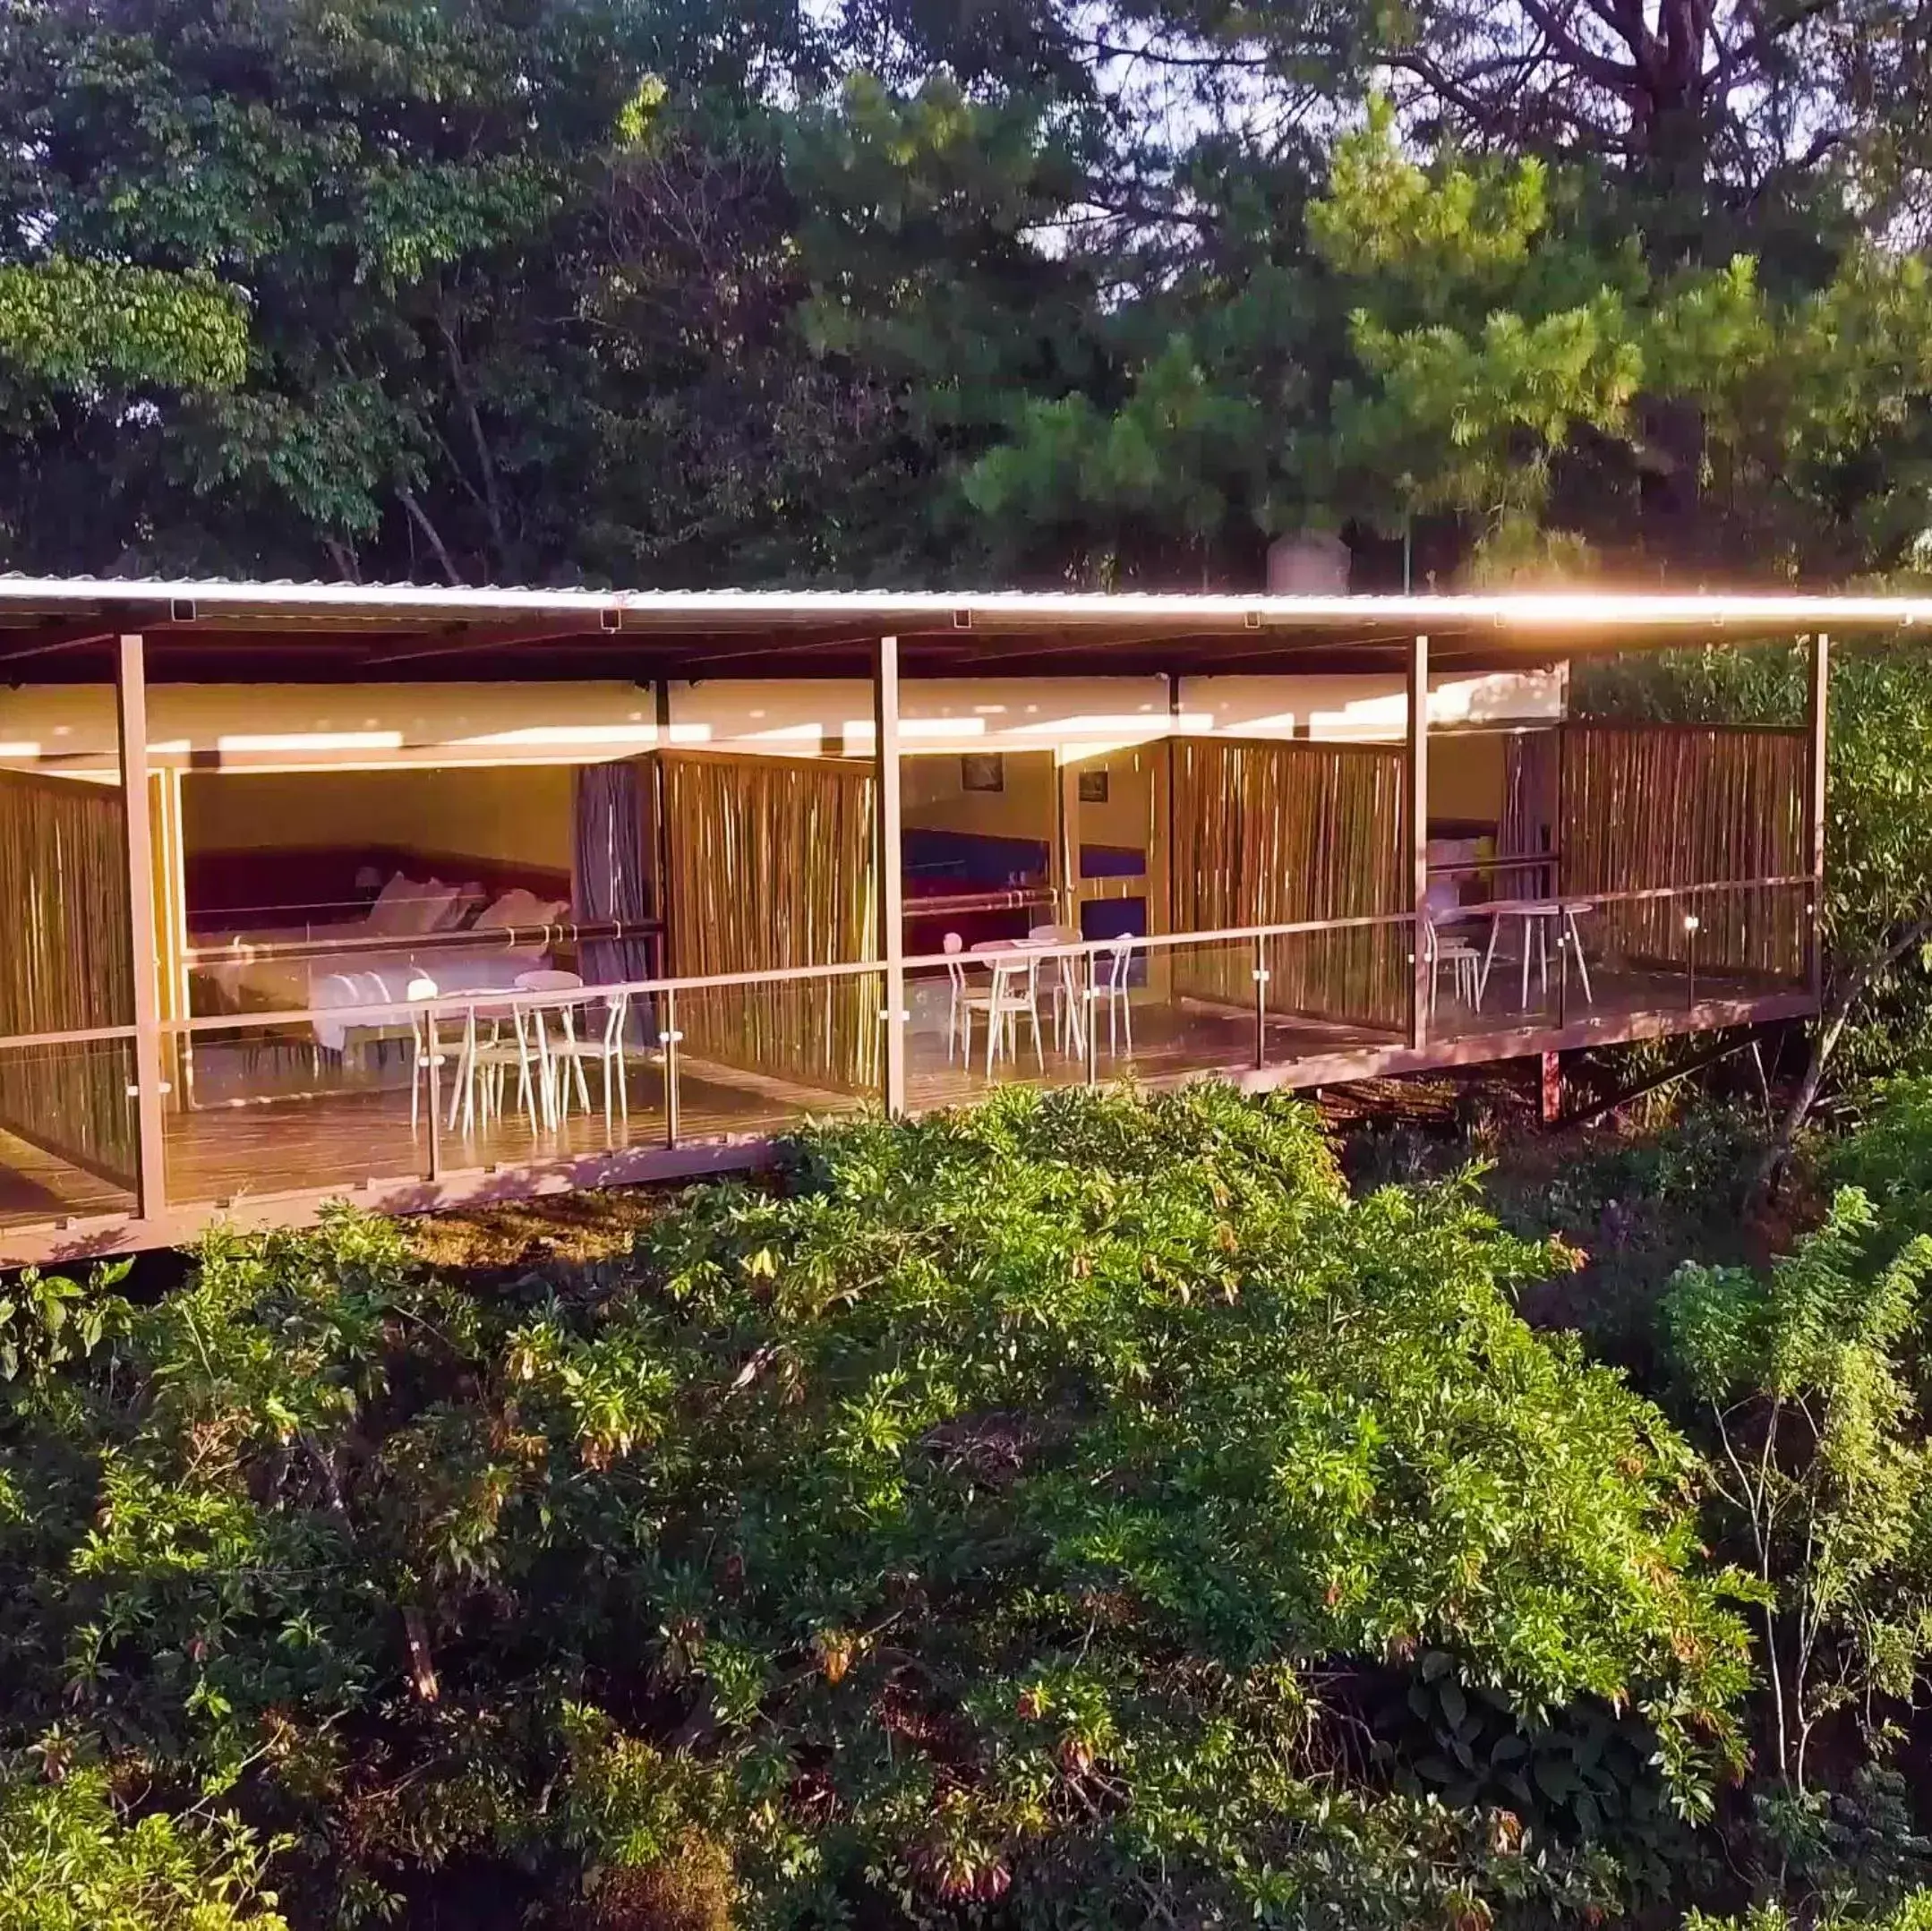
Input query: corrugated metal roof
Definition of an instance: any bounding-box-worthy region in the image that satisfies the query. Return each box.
[0,573,1925,633]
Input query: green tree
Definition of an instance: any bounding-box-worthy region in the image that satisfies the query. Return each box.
[1308,109,1932,581]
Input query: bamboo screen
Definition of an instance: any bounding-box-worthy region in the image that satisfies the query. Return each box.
[0,769,138,1187]
[1170,737,1409,1031]
[1559,724,1807,979]
[661,750,881,1095]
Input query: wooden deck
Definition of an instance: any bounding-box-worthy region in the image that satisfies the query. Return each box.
[0,960,1807,1257]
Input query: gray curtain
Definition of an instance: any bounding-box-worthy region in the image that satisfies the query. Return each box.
[571,761,654,1023]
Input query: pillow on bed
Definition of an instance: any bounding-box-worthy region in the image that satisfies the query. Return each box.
[364,874,428,936]
[445,881,490,929]
[368,877,459,937]
[418,880,481,933]
[476,888,570,931]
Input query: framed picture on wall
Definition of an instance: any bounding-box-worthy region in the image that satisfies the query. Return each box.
[961,753,1005,793]
[1077,767,1110,804]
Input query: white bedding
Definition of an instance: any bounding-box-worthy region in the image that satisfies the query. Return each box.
[209,944,550,1051]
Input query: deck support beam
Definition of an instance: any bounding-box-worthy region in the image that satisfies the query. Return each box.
[1407,633,1430,1051]
[874,634,907,1115]
[115,633,168,1221]
[1540,1050,1562,1125]
[1807,631,1830,1004]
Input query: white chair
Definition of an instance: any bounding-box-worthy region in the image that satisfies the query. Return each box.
[942,933,988,1064]
[965,944,1046,1077]
[1423,884,1483,1018]
[449,998,546,1138]
[514,969,588,1127]
[1028,924,1086,1055]
[544,990,632,1130]
[1095,937,1135,1058]
[406,977,460,1134]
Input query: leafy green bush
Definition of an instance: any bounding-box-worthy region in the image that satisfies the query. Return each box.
[0,1086,1756,1926]
[0,1756,288,1930]
[1828,1077,1932,1252]
[1662,1189,1932,1795]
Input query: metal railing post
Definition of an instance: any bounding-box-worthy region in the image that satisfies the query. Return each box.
[661,988,681,1149]
[425,1012,443,1183]
[1252,933,1269,1068]
[1085,971,1099,1088]
[115,631,169,1222]
[1684,893,1700,1012]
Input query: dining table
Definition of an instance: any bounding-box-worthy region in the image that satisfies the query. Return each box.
[969,934,1090,1062]
[1475,897,1595,1012]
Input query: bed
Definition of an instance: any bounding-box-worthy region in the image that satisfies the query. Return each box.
[194,876,571,1049]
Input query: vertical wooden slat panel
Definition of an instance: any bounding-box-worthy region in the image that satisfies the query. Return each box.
[0,766,138,1187]
[1807,634,1829,1001]
[662,749,879,1093]
[1559,723,1806,978]
[1170,736,1407,1030]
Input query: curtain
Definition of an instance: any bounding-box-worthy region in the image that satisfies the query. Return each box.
[571,761,654,1030]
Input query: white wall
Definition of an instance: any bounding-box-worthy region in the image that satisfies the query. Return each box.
[0,668,1564,773]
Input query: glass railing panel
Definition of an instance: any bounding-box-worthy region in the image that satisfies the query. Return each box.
[1255,923,1410,1064]
[0,1034,139,1232]
[1430,879,1813,1045]
[671,970,881,1143]
[167,1011,432,1206]
[1116,937,1267,1079]
[906,949,1090,1107]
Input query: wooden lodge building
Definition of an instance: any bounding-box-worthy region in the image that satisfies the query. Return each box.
[0,577,1878,1264]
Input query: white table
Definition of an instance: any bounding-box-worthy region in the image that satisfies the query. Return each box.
[1477,898,1594,1011]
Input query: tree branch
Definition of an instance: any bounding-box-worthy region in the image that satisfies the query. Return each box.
[397,485,464,586]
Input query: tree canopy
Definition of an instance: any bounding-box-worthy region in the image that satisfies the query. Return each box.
[6,0,1932,586]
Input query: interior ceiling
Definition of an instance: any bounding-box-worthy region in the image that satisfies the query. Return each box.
[0,582,1899,684]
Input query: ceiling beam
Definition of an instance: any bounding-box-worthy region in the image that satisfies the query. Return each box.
[359,619,625,669]
[0,603,173,666]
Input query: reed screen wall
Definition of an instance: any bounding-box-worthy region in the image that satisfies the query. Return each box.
[660,750,881,1094]
[1559,723,1807,979]
[0,769,138,1187]
[1170,738,1409,1032]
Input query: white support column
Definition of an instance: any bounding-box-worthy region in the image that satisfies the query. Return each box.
[874,635,907,1115]
[1407,633,1430,1052]
[115,633,168,1221]
[1807,631,1830,1004]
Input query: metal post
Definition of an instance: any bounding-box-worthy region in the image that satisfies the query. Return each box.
[874,635,908,1115]
[1807,631,1830,1003]
[1406,634,1430,1051]
[115,633,167,1222]
[1685,895,1700,1011]
[653,679,674,979]
[661,987,681,1149]
[1085,976,1099,1088]
[425,1010,443,1183]
[1540,1049,1562,1125]
[1252,933,1269,1068]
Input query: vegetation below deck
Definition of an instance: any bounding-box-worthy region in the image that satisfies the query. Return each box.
[8,1078,1932,1929]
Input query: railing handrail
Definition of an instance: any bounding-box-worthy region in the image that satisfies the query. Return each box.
[0,872,1818,1055]
[181,914,663,967]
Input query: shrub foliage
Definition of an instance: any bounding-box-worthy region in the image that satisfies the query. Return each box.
[0,1087,1757,1926]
